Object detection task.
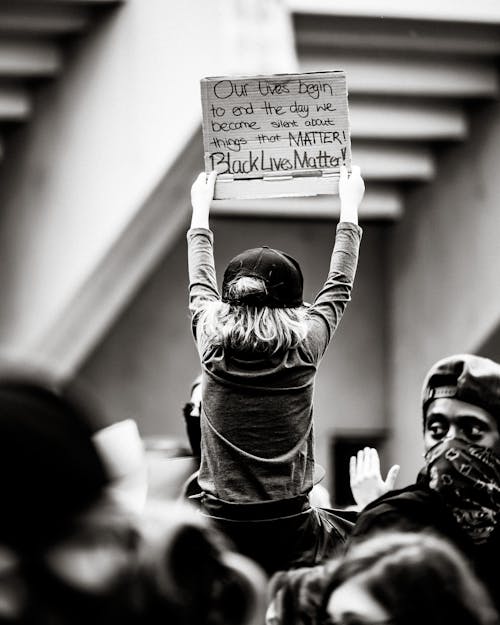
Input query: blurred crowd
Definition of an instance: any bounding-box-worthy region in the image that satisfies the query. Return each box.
[0,169,499,624]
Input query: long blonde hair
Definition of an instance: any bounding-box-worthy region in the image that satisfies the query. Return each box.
[194,277,309,355]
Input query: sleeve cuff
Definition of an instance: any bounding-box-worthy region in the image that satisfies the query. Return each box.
[187,227,214,242]
[336,222,363,237]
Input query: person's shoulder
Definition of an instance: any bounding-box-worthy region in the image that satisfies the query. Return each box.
[367,482,434,508]
[350,482,440,538]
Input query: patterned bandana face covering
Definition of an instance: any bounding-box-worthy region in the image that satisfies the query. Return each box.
[424,438,500,544]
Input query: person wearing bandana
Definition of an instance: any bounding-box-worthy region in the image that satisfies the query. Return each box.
[350,354,500,609]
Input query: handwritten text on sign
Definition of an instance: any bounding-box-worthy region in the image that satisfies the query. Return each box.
[200,71,350,179]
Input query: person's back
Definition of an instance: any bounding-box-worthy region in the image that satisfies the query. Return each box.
[187,167,364,573]
[199,322,327,502]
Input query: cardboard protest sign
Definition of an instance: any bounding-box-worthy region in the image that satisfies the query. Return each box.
[200,71,350,200]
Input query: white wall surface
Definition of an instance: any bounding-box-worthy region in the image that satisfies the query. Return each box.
[0,0,228,356]
[388,99,500,484]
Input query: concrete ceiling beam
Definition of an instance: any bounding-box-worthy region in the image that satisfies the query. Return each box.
[295,16,500,57]
[287,0,500,25]
[350,99,467,141]
[0,86,31,120]
[354,142,435,180]
[0,5,90,35]
[0,39,62,77]
[300,52,498,98]
[211,187,403,221]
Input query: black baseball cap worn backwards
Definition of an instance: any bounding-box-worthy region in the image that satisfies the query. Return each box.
[421,354,500,428]
[222,246,303,308]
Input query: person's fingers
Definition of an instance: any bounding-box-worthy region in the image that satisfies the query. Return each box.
[351,164,361,178]
[363,447,371,475]
[384,464,400,490]
[339,164,348,183]
[191,171,205,191]
[357,449,364,478]
[370,448,380,476]
[349,456,356,480]
[206,170,217,196]
[191,173,204,201]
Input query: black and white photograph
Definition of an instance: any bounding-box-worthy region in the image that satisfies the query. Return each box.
[0,1,498,623]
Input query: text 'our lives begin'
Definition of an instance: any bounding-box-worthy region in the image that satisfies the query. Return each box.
[200,71,351,198]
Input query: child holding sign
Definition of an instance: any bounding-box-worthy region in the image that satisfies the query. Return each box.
[187,167,364,574]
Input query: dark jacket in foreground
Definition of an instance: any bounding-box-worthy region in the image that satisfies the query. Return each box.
[350,481,500,610]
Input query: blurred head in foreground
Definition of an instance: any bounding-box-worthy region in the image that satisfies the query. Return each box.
[268,531,498,625]
[137,501,267,625]
[0,374,109,552]
[0,373,267,625]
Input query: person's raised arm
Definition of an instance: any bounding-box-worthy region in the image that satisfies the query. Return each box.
[187,171,220,340]
[190,170,217,230]
[304,166,365,360]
